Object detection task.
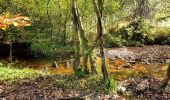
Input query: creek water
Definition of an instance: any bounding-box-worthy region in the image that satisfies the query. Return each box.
[11,56,168,81]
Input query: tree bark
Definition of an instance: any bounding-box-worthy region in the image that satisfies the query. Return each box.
[92,0,108,81]
[71,0,99,76]
[62,11,69,45]
[71,0,82,76]
[76,7,90,75]
[90,52,98,74]
[167,62,170,81]
[9,41,12,63]
[162,61,170,87]
[46,0,53,40]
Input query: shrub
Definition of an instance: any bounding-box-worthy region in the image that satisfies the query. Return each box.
[154,28,170,45]
[103,34,124,47]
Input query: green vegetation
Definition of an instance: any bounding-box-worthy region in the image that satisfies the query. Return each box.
[31,42,74,57]
[0,0,169,99]
[0,64,49,81]
[55,75,117,93]
[105,21,170,47]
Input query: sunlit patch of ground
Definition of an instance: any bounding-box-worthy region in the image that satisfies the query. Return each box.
[19,57,168,81]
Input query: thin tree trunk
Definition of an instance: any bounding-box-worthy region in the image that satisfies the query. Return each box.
[162,62,170,88]
[90,52,98,74]
[71,0,82,76]
[76,8,90,75]
[167,62,170,80]
[47,0,53,40]
[62,14,68,45]
[9,41,12,63]
[92,0,108,81]
[71,0,99,75]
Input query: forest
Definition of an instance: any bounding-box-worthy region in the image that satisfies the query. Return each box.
[0,0,169,99]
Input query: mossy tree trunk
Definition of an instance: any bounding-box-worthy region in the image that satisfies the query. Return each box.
[92,0,108,82]
[162,62,170,87]
[71,0,98,75]
[71,0,82,76]
[167,62,170,81]
[90,52,98,74]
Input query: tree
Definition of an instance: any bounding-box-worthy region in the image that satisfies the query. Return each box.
[92,0,108,82]
[0,12,30,62]
[71,0,82,77]
[162,61,170,88]
[71,0,98,76]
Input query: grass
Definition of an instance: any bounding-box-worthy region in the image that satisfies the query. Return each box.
[55,75,118,94]
[0,63,49,82]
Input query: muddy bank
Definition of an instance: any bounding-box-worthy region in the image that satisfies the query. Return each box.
[98,45,170,64]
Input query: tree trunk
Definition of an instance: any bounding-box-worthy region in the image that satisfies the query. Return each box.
[71,0,99,75]
[9,41,12,63]
[76,8,90,75]
[71,0,82,76]
[62,14,68,45]
[90,52,98,74]
[167,62,170,80]
[46,0,53,40]
[162,61,170,87]
[92,0,108,81]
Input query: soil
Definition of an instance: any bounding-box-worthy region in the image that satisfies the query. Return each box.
[0,76,119,100]
[99,45,170,64]
[118,77,170,99]
[0,76,83,100]
[0,76,169,99]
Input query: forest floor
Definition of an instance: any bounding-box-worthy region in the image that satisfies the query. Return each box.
[0,76,169,99]
[0,45,170,99]
[0,76,120,100]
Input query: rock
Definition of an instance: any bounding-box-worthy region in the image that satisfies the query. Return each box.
[117,86,126,94]
[64,62,70,68]
[123,63,131,68]
[43,65,48,71]
[129,60,136,64]
[51,61,58,68]
[0,89,3,94]
[166,59,170,63]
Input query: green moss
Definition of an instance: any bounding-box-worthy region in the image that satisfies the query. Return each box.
[0,65,49,82]
[54,75,117,94]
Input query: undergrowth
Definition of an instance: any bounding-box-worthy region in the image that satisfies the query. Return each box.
[0,63,49,82]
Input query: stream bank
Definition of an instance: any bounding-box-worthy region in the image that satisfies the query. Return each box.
[99,45,170,64]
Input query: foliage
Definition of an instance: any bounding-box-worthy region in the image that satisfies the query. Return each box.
[0,12,30,31]
[0,64,49,81]
[31,41,74,57]
[104,34,124,47]
[154,28,170,45]
[105,18,170,47]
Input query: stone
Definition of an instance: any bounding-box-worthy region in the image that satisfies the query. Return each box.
[123,63,131,68]
[51,61,58,68]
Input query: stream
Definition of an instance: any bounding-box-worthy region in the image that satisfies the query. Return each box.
[8,56,168,81]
